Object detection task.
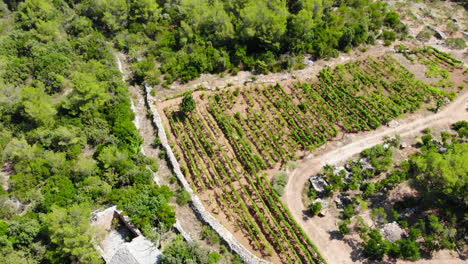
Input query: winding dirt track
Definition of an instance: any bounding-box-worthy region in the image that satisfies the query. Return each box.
[282,89,468,264]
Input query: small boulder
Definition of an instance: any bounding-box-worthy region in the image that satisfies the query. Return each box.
[382,222,405,243]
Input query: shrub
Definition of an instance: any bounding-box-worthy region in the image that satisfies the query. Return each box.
[338,220,350,235]
[416,27,434,41]
[382,31,396,42]
[152,137,162,148]
[176,190,191,206]
[201,226,221,245]
[180,94,196,113]
[363,229,390,260]
[309,202,322,216]
[272,172,288,196]
[399,239,421,260]
[342,204,355,220]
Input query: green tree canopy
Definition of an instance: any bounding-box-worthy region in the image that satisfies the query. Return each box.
[240,0,288,51]
[411,143,468,206]
[43,204,102,264]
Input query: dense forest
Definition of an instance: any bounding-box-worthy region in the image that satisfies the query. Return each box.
[68,0,407,85]
[0,1,173,263]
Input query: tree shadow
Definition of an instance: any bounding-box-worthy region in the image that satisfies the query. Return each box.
[328,230,344,240]
[301,209,325,221]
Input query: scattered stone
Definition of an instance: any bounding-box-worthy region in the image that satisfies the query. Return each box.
[334,166,350,177]
[383,144,390,149]
[438,146,448,153]
[382,222,405,243]
[335,195,352,209]
[400,143,408,149]
[387,120,399,128]
[359,158,373,170]
[402,208,417,218]
[309,175,329,194]
[427,25,447,40]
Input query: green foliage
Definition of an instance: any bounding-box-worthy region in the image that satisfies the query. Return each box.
[363,229,389,260]
[161,235,221,264]
[371,207,387,225]
[201,225,221,245]
[81,0,407,83]
[21,86,56,127]
[44,204,102,264]
[42,176,77,211]
[309,202,322,216]
[338,220,350,235]
[0,3,174,262]
[410,142,467,206]
[362,144,394,174]
[239,0,288,51]
[7,216,41,247]
[176,189,191,206]
[445,38,466,50]
[398,239,421,260]
[109,184,175,229]
[452,121,468,138]
[63,71,110,115]
[272,171,288,196]
[180,94,196,113]
[342,204,356,220]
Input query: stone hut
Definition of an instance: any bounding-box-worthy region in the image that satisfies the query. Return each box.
[92,206,162,264]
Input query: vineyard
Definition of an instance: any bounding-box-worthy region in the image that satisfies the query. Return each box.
[161,47,464,263]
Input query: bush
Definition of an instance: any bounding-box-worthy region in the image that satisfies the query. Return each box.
[338,220,350,235]
[180,94,196,113]
[201,226,221,245]
[152,137,162,148]
[416,27,434,41]
[161,235,220,264]
[363,229,389,260]
[309,202,322,216]
[272,172,288,196]
[398,239,421,260]
[382,31,396,42]
[308,188,317,200]
[176,190,191,206]
[342,204,355,220]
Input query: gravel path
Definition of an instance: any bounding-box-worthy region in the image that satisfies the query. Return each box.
[282,88,468,264]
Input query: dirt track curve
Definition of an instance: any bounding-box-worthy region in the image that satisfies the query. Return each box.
[283,88,468,264]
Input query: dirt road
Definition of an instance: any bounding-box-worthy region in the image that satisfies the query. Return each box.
[282,88,468,264]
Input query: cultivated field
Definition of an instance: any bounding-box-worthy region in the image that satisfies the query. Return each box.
[159,46,465,263]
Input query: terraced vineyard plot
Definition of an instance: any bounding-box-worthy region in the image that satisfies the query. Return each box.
[161,47,464,263]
